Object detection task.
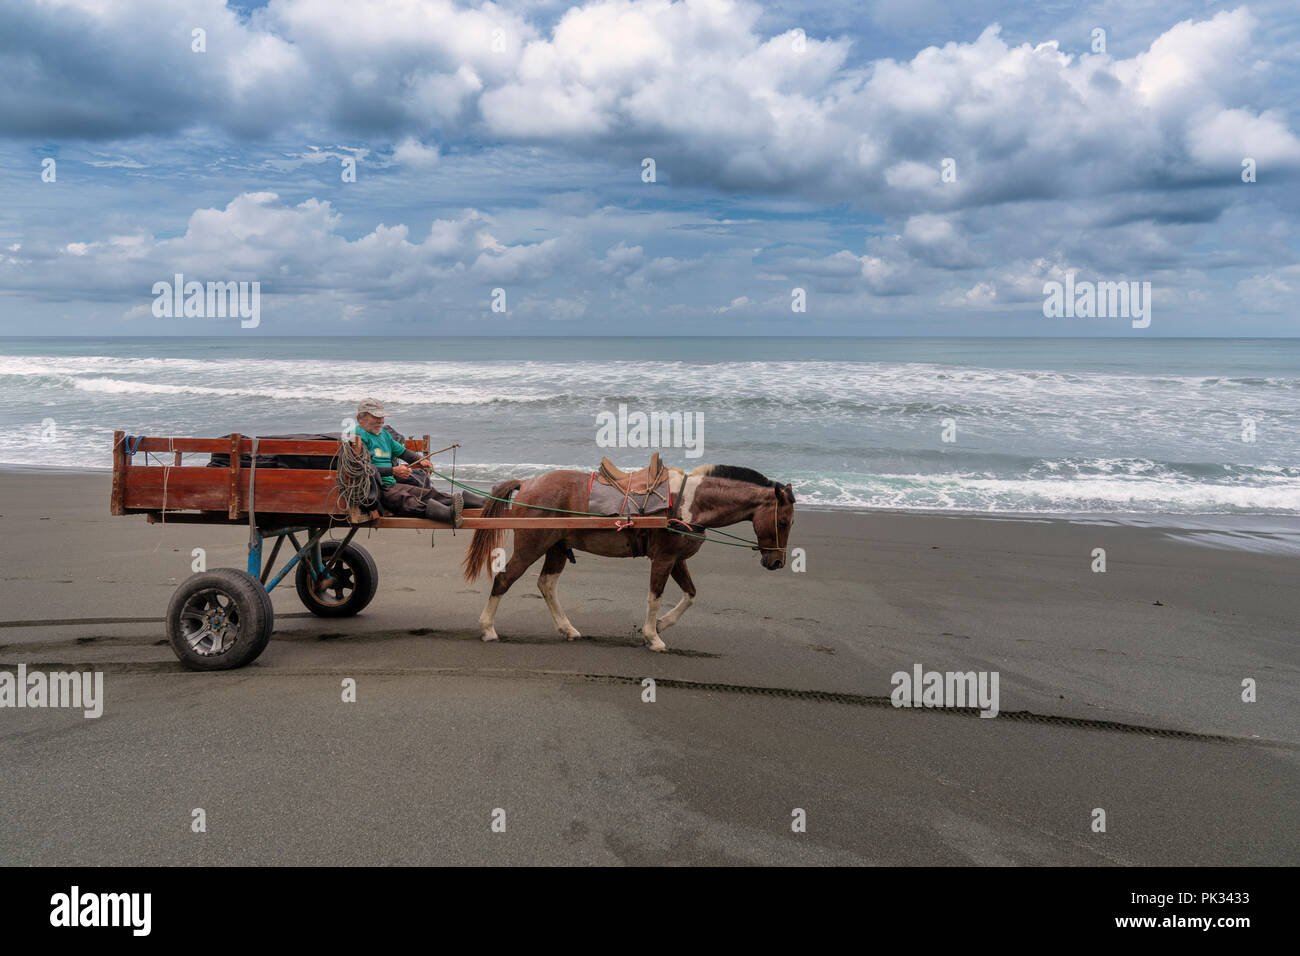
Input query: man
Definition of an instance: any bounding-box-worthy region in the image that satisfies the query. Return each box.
[352,398,486,525]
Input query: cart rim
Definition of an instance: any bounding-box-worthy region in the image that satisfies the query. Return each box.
[304,559,357,608]
[177,588,245,656]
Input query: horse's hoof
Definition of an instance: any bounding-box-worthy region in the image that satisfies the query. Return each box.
[481,631,499,643]
[563,627,581,641]
[644,636,667,652]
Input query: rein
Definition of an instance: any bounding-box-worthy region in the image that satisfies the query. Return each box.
[426,465,783,552]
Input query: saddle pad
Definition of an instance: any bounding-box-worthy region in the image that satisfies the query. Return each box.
[597,452,663,493]
[587,468,679,516]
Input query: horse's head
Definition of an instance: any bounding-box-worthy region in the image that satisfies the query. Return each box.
[754,482,796,570]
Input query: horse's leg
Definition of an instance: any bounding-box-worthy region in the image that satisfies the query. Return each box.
[537,543,581,640]
[480,531,551,642]
[657,559,696,631]
[642,556,675,651]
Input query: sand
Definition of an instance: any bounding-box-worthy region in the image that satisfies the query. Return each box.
[0,471,1296,865]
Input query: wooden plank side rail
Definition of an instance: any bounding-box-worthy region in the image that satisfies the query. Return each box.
[114,434,668,530]
[357,515,670,530]
[142,510,672,531]
[113,433,433,517]
[227,432,241,519]
[110,429,128,515]
[124,467,674,526]
[124,436,431,455]
[124,466,341,514]
[459,516,670,529]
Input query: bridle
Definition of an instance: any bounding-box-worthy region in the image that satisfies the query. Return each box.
[666,479,790,556]
[759,487,788,558]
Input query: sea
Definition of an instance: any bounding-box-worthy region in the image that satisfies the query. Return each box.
[1,337,1298,531]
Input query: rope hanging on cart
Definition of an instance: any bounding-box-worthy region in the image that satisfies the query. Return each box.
[333,436,376,512]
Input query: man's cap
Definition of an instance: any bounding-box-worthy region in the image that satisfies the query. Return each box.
[357,397,386,418]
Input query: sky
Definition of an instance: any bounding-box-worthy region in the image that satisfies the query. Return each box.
[0,0,1298,336]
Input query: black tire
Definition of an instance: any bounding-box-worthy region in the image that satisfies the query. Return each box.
[295,541,378,618]
[249,574,275,658]
[166,568,275,671]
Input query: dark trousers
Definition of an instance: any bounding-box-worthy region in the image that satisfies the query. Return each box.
[379,482,486,518]
[380,483,452,519]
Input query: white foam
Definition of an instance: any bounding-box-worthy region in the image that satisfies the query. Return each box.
[3,348,1298,516]
[789,472,1300,514]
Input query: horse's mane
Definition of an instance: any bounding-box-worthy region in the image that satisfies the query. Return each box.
[690,464,782,490]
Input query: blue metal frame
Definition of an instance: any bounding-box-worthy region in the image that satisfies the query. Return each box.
[246,526,337,593]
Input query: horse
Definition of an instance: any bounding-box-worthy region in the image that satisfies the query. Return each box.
[461,464,796,651]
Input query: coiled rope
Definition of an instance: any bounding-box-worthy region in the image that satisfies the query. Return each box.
[333,437,376,511]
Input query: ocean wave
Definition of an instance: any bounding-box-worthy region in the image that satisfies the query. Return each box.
[68,376,564,405]
[787,472,1300,515]
[6,354,1298,397]
[0,441,1295,515]
[3,346,1298,517]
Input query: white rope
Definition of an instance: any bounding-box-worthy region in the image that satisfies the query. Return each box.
[151,438,173,553]
[333,437,374,512]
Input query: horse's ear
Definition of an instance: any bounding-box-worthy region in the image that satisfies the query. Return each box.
[783,482,795,504]
[774,484,789,505]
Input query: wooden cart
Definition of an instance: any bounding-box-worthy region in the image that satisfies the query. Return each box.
[111,432,668,670]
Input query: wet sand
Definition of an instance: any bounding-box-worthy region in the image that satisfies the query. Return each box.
[1,471,1296,864]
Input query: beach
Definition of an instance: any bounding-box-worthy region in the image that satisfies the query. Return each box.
[6,0,1300,896]
[1,471,1296,865]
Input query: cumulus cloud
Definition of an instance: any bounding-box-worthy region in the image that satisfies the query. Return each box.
[390,137,442,168]
[902,214,983,268]
[0,192,576,301]
[595,241,700,289]
[1237,265,1300,313]
[772,244,917,296]
[4,1,1296,208]
[941,281,998,308]
[714,295,751,313]
[2,1,1297,331]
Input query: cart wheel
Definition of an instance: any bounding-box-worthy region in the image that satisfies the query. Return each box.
[295,541,378,618]
[166,568,275,671]
[249,576,275,657]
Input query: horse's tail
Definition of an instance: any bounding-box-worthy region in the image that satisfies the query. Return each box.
[461,479,523,582]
